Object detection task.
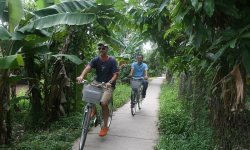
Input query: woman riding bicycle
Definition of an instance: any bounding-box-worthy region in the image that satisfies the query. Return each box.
[76,42,119,137]
[129,54,148,99]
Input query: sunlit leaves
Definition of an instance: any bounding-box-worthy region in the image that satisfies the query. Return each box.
[8,0,24,32]
[36,0,46,9]
[114,0,127,11]
[33,0,96,17]
[19,13,95,32]
[158,0,169,14]
[96,0,115,5]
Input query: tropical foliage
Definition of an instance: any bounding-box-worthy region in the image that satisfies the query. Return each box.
[124,0,250,148]
[0,0,250,149]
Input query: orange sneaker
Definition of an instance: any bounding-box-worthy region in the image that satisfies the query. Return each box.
[99,127,109,137]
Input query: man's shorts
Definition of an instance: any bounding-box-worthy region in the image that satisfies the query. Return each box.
[93,81,114,105]
[101,87,113,105]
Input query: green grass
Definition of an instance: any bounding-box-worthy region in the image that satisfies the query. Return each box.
[156,82,214,150]
[13,113,82,150]
[7,83,131,150]
[113,83,131,109]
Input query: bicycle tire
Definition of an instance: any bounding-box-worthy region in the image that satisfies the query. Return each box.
[137,93,142,110]
[107,99,113,127]
[79,105,92,150]
[131,90,136,116]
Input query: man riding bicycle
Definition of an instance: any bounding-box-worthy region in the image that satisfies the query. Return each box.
[129,54,148,99]
[76,42,119,137]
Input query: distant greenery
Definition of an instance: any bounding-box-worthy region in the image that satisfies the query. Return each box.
[156,82,214,150]
[6,83,130,150]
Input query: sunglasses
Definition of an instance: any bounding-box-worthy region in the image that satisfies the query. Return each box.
[98,47,106,50]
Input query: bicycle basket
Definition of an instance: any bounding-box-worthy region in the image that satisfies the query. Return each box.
[82,84,103,104]
[130,80,142,90]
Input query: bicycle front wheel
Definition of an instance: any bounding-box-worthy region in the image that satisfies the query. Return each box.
[137,93,142,110]
[79,105,92,150]
[108,98,113,127]
[131,90,136,116]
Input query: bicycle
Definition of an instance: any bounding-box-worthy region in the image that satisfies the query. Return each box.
[79,80,113,150]
[130,77,144,116]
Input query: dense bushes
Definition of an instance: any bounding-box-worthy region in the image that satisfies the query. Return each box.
[156,82,213,150]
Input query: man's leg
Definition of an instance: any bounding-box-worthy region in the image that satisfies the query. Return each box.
[101,104,109,125]
[99,88,113,137]
[141,80,148,98]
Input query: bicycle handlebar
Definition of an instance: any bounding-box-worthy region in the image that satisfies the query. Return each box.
[80,80,107,88]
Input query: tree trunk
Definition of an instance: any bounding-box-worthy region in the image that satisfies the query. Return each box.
[45,29,72,122]
[25,56,42,127]
[0,71,11,144]
[45,60,65,122]
[178,71,187,98]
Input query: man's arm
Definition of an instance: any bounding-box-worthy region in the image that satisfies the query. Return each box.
[129,68,134,77]
[144,64,148,80]
[110,72,119,83]
[144,69,148,80]
[129,63,134,77]
[76,64,91,83]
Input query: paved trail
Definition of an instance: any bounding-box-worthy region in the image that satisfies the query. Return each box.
[72,77,164,150]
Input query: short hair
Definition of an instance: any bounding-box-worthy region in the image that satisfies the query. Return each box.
[97,42,108,47]
[97,42,109,49]
[136,54,143,59]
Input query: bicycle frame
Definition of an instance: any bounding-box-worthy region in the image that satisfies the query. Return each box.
[79,81,113,150]
[130,78,143,116]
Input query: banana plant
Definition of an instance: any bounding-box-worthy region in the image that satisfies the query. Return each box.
[0,0,108,144]
[0,0,25,144]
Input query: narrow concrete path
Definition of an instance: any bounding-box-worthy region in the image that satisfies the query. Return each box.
[72,77,164,150]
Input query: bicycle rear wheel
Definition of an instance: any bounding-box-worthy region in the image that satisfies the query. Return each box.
[131,90,136,116]
[79,105,92,150]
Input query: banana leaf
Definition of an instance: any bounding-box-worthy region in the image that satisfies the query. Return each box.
[18,13,95,33]
[0,25,11,40]
[8,0,24,32]
[0,54,24,70]
[52,54,83,65]
[33,0,96,17]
